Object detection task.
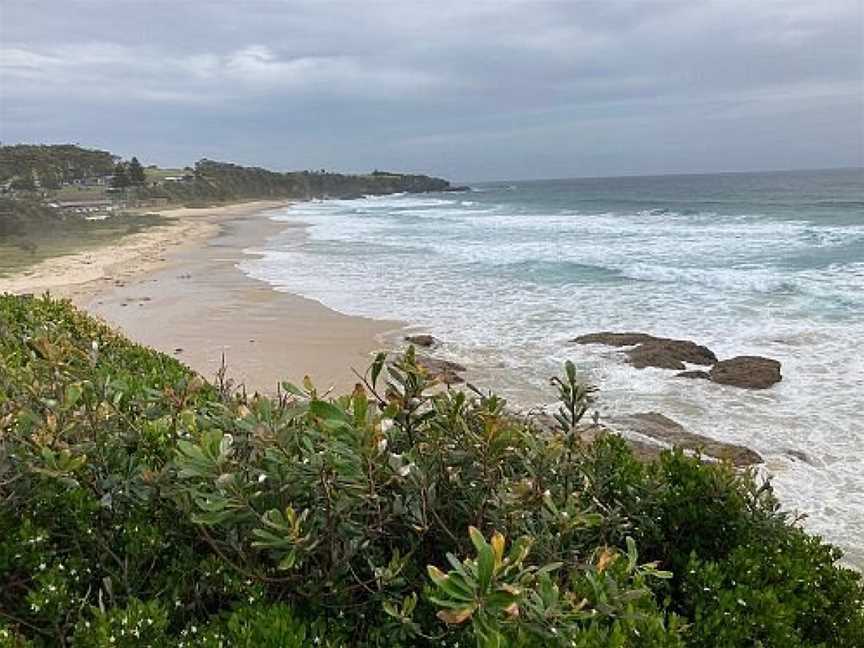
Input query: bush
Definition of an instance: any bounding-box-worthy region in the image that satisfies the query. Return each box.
[0,295,861,646]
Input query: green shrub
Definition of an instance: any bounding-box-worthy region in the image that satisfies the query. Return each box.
[71,598,168,647]
[0,295,861,646]
[188,603,348,647]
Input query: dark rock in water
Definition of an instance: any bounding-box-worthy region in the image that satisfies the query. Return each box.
[612,412,763,466]
[573,332,717,370]
[627,340,716,370]
[710,356,781,389]
[416,356,466,384]
[675,370,712,380]
[572,332,658,347]
[405,334,438,348]
[785,449,815,465]
[442,185,471,192]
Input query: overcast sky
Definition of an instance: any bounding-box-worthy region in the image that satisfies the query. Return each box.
[1,1,861,181]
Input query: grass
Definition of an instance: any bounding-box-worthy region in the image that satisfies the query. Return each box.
[50,185,110,201]
[145,167,187,182]
[0,212,169,277]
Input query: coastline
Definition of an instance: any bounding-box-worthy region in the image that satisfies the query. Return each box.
[0,200,401,394]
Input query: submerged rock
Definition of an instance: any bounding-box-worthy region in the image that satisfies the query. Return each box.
[415,356,466,384]
[784,448,816,465]
[709,356,782,389]
[572,332,659,347]
[528,411,761,466]
[573,332,717,370]
[675,370,712,380]
[611,412,763,466]
[405,334,438,348]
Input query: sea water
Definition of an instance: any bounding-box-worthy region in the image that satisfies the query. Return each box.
[241,168,864,566]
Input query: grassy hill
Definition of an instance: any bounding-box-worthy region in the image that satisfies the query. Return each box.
[0,294,861,646]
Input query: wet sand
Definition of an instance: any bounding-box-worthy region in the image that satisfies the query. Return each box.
[1,201,401,394]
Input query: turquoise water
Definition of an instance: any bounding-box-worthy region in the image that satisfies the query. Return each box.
[242,168,864,565]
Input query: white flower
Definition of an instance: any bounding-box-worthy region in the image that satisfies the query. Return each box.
[257,473,267,483]
[380,418,395,433]
[377,437,388,453]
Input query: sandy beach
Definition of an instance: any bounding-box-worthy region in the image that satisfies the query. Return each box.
[0,201,400,394]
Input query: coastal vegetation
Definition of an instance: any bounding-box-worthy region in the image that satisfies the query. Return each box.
[1,294,862,646]
[0,143,459,275]
[136,159,455,205]
[0,145,116,191]
[0,198,167,277]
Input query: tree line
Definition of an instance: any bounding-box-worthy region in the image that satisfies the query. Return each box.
[110,156,146,188]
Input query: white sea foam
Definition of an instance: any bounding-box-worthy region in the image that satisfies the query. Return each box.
[242,186,864,566]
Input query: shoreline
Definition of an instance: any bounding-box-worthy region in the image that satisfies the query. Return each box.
[2,197,862,570]
[0,201,284,301]
[0,200,402,394]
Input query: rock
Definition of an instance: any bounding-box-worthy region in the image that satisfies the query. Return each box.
[572,332,658,347]
[526,412,759,466]
[709,356,781,389]
[612,412,763,466]
[675,370,711,380]
[573,332,717,370]
[785,449,815,465]
[627,340,716,370]
[416,356,466,384]
[405,334,438,348]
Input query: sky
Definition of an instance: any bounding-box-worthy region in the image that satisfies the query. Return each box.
[1,0,862,182]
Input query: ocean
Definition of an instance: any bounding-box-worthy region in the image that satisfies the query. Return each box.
[241,167,864,566]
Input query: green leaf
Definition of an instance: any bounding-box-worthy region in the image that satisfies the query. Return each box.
[438,573,475,602]
[371,352,387,388]
[278,551,297,570]
[478,544,495,593]
[64,383,83,408]
[427,564,449,586]
[281,381,307,398]
[309,400,351,425]
[469,526,488,555]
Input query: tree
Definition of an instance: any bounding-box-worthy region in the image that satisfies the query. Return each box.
[128,157,146,185]
[10,173,36,191]
[111,162,130,188]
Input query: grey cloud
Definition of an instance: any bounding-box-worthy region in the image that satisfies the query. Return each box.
[1,0,860,180]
